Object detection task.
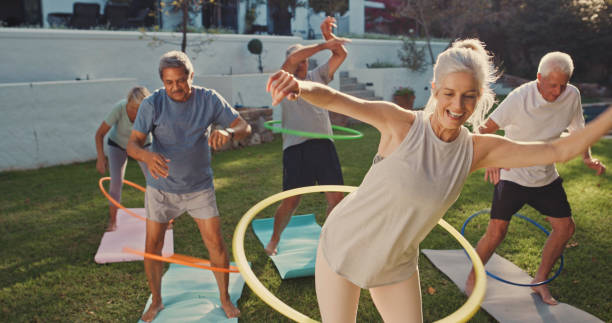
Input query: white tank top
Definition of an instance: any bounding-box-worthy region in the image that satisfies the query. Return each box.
[320,111,474,288]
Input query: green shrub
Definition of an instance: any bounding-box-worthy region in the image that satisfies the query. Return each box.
[366,60,400,68]
[393,87,415,97]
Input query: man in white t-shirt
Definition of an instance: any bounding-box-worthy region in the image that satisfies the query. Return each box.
[465,52,606,304]
[264,17,350,256]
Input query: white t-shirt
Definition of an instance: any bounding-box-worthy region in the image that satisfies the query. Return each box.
[490,80,585,187]
[281,62,333,150]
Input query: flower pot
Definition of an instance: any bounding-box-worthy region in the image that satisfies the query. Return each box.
[393,94,415,110]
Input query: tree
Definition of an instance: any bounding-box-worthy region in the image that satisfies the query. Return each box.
[243,0,261,34]
[308,0,348,17]
[397,0,440,65]
[434,0,492,44]
[398,34,426,72]
[268,0,304,12]
[398,0,494,65]
[364,0,415,35]
[474,0,612,84]
[165,0,204,52]
[139,0,214,56]
[568,0,612,84]
[249,0,302,35]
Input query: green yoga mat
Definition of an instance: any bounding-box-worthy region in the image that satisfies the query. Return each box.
[138,263,246,322]
[252,213,321,279]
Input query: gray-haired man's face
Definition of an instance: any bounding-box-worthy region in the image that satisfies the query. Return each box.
[294,60,308,80]
[161,67,193,102]
[537,70,569,103]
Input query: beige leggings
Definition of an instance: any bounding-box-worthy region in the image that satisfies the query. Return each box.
[315,245,423,323]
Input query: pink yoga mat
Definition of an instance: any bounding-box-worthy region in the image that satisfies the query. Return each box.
[94,208,174,264]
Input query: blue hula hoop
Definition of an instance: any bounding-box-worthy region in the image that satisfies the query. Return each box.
[461,209,564,287]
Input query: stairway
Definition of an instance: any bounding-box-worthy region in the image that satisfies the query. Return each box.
[339,71,383,101]
[330,72,382,126]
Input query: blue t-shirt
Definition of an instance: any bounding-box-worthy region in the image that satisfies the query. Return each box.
[133,86,239,193]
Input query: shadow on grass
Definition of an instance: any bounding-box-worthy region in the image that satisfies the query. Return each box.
[0,123,609,322]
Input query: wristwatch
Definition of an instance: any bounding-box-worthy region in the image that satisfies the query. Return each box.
[226,128,235,139]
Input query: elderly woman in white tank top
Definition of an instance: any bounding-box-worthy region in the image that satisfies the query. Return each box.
[266,38,612,322]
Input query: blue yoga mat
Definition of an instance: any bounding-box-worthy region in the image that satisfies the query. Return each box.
[252,213,321,279]
[139,263,246,323]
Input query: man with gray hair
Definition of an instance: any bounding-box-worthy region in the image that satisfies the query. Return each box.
[465,51,606,304]
[264,17,350,256]
[127,50,250,321]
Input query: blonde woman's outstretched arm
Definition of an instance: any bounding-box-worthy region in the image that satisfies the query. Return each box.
[266,70,414,137]
[471,105,612,172]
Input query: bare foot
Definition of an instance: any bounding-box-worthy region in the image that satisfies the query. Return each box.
[264,240,278,256]
[221,299,240,318]
[531,282,558,305]
[106,222,117,232]
[141,302,164,322]
[465,272,475,296]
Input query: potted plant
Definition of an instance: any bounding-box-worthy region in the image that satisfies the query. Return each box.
[393,87,415,110]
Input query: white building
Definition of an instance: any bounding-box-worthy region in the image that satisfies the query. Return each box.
[2,0,377,37]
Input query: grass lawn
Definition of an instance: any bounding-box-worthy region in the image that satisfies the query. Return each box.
[1,123,610,322]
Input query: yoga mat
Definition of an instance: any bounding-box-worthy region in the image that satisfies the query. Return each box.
[94,208,174,264]
[252,214,320,279]
[138,262,247,323]
[422,249,604,323]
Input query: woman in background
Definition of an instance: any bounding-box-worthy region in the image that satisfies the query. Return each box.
[95,86,151,231]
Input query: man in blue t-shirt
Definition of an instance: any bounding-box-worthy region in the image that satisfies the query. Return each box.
[128,50,250,322]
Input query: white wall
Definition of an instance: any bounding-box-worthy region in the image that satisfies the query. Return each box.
[195,72,340,121]
[349,0,364,35]
[291,6,309,38]
[0,28,303,90]
[350,67,433,108]
[0,28,447,87]
[0,28,447,171]
[196,73,273,108]
[343,39,446,71]
[0,78,137,171]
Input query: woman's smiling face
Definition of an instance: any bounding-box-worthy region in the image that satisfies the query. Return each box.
[433,71,480,131]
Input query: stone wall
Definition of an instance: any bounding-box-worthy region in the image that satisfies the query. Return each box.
[214,107,275,151]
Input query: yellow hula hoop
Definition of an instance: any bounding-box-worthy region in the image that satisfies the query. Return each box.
[232,185,486,323]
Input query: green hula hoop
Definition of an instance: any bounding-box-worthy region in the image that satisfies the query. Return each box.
[263,120,364,140]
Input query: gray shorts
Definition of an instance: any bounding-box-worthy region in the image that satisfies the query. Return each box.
[145,186,220,223]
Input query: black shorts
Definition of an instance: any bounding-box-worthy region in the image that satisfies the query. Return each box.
[282,139,344,191]
[490,177,571,221]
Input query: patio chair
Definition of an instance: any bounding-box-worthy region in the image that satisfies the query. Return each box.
[47,12,72,27]
[126,8,150,28]
[250,24,269,35]
[104,2,129,29]
[70,2,100,29]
